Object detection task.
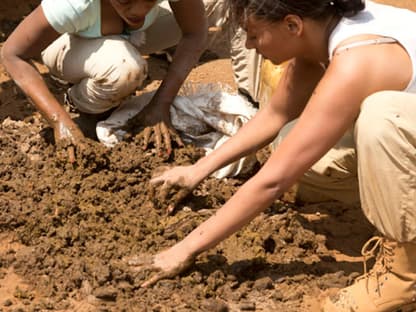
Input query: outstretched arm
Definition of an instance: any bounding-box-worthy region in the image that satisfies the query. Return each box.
[1,5,84,147]
[191,58,326,180]
[132,40,411,285]
[166,38,412,252]
[150,59,325,213]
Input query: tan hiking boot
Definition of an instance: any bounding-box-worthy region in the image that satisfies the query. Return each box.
[322,236,416,312]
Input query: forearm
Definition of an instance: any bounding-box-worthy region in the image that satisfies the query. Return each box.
[191,58,325,181]
[3,55,73,126]
[153,33,207,108]
[178,172,281,255]
[191,105,286,181]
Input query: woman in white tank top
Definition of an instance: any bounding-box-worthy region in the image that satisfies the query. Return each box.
[123,1,416,311]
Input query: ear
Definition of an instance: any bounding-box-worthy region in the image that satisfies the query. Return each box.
[283,15,303,36]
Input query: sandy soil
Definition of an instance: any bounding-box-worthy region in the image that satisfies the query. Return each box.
[0,1,414,311]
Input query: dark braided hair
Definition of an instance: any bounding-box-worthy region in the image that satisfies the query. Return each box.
[228,0,365,24]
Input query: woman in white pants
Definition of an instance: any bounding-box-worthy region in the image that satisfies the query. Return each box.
[2,0,207,157]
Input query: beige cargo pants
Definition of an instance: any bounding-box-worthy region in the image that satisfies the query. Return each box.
[276,91,416,243]
[41,0,261,114]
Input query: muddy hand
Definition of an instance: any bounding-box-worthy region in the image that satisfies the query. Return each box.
[142,120,184,158]
[134,100,184,158]
[124,250,195,288]
[54,120,86,163]
[150,165,195,214]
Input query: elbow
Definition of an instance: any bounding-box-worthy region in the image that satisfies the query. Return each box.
[264,181,285,202]
[197,32,209,56]
[198,27,209,49]
[1,45,10,69]
[183,28,208,53]
[1,43,17,73]
[253,175,287,203]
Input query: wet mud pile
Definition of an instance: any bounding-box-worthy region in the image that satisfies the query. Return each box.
[0,113,376,312]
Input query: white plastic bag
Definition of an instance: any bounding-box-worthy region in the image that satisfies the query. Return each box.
[96,83,258,178]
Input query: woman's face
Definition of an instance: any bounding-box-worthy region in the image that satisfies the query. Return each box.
[244,15,302,65]
[109,0,158,29]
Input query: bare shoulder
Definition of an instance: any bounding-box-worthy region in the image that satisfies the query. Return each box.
[328,39,412,92]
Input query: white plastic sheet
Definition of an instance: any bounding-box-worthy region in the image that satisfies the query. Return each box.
[96,83,258,178]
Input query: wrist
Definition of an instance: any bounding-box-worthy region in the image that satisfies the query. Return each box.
[193,155,219,181]
[189,162,209,185]
[173,239,200,260]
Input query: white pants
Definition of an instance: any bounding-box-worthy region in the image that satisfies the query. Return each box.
[276,91,416,242]
[41,0,260,114]
[42,34,147,114]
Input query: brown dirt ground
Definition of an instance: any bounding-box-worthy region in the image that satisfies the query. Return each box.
[0,1,414,311]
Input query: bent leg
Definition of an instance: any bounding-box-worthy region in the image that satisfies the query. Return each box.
[42,34,147,114]
[274,119,359,204]
[356,90,416,243]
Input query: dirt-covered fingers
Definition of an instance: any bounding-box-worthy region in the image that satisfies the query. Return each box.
[153,124,163,156]
[123,254,173,288]
[124,254,153,267]
[166,188,190,215]
[169,127,184,148]
[56,139,79,164]
[162,124,184,157]
[160,123,172,157]
[155,181,191,214]
[124,255,162,277]
[141,126,152,151]
[67,145,76,163]
[141,253,196,288]
[141,271,172,288]
[141,124,171,158]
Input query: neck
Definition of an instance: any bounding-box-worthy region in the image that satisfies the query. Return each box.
[303,14,341,64]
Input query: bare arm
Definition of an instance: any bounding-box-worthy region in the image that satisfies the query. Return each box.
[1,5,83,142]
[154,0,208,105]
[150,58,325,212]
[132,40,411,287]
[190,58,325,184]
[174,42,411,256]
[139,0,209,156]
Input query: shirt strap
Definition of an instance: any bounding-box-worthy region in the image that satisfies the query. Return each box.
[333,37,398,56]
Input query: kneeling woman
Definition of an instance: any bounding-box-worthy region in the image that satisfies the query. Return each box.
[129,1,416,311]
[1,0,208,156]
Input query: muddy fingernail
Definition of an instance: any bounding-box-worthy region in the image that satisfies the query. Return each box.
[68,146,75,163]
[167,204,174,214]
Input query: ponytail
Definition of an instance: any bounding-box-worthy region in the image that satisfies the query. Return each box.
[330,0,366,17]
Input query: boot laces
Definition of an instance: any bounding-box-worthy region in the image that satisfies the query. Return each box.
[358,236,394,292]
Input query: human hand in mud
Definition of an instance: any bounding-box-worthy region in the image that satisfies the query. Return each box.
[150,165,201,215]
[125,246,196,287]
[53,118,86,163]
[136,99,184,158]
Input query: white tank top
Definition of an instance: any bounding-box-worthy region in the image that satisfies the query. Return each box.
[328,1,416,92]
